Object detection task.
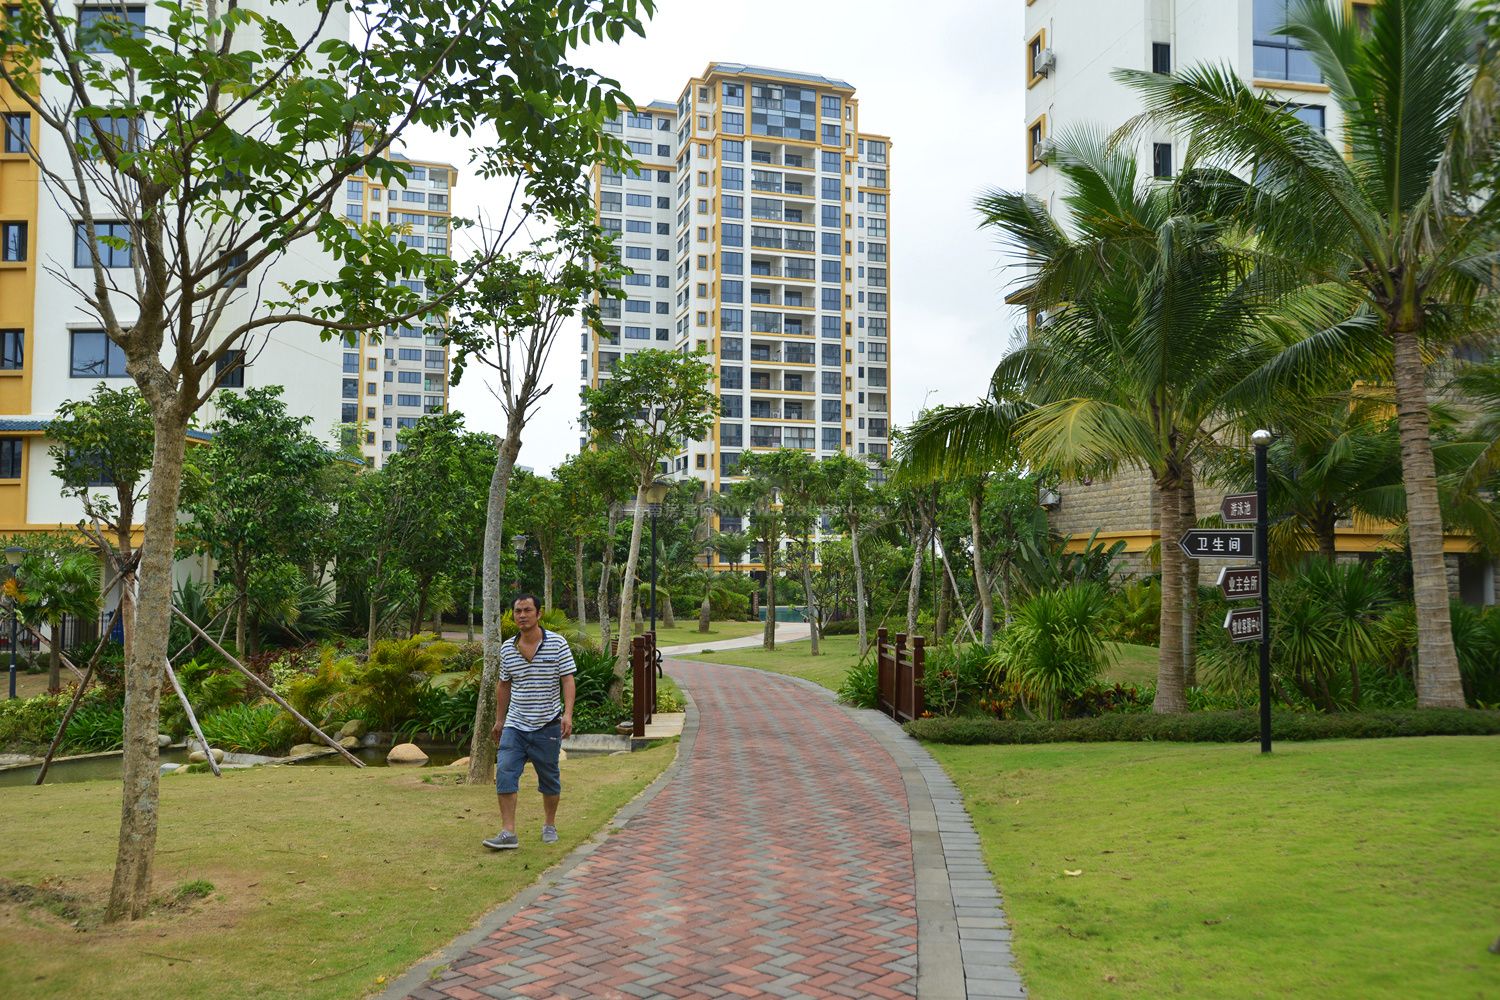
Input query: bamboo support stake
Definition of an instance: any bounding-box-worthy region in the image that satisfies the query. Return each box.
[162,599,364,767]
[23,624,88,682]
[164,658,221,777]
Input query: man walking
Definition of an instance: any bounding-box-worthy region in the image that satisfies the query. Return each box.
[484,593,575,850]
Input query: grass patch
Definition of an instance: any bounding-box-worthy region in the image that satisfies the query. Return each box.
[1104,642,1158,686]
[686,633,863,691]
[0,745,674,1000]
[648,620,763,648]
[929,737,1500,999]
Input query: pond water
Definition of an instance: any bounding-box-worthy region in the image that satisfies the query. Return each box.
[0,749,191,788]
[291,746,466,768]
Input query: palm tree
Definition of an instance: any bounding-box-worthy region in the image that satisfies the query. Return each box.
[925,130,1356,712]
[1117,0,1499,707]
[14,542,103,694]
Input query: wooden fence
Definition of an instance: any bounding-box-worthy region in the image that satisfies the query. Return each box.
[630,631,659,738]
[875,626,925,723]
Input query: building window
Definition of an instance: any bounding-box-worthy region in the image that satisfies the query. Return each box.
[0,330,20,370]
[1152,42,1171,75]
[2,113,29,154]
[1027,115,1047,171]
[0,438,21,479]
[69,330,128,377]
[723,82,744,107]
[77,4,146,52]
[1152,142,1173,179]
[821,95,841,119]
[1254,0,1321,83]
[77,112,144,159]
[1027,29,1047,87]
[215,350,245,388]
[1,221,26,261]
[1290,103,1326,133]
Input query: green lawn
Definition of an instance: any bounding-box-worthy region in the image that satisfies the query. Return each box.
[1105,642,1159,686]
[649,620,765,648]
[929,736,1500,1000]
[684,632,865,692]
[0,746,674,1000]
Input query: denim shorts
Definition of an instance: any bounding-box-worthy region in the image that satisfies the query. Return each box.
[496,720,562,796]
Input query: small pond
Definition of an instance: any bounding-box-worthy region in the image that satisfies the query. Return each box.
[291,746,466,768]
[0,749,191,788]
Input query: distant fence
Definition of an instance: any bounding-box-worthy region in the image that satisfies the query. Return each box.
[630,631,659,738]
[876,627,925,724]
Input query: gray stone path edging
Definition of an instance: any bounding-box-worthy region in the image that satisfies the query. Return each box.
[375,692,701,1000]
[674,660,1026,1000]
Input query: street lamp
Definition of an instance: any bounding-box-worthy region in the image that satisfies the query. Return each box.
[511,534,528,595]
[644,478,672,635]
[5,545,24,699]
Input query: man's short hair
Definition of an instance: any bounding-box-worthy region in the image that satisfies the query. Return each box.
[512,593,540,611]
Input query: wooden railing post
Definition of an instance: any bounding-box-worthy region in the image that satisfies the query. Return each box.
[894,633,908,721]
[645,630,657,729]
[911,635,925,720]
[631,635,647,738]
[876,626,891,717]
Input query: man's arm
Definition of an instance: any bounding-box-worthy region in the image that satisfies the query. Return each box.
[560,674,575,738]
[491,679,512,740]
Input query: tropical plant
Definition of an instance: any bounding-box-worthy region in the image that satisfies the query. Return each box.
[199,703,298,755]
[11,537,103,694]
[837,654,881,710]
[65,699,125,753]
[334,635,453,732]
[1119,0,1500,707]
[991,583,1115,720]
[921,641,999,717]
[1108,578,1162,645]
[569,645,619,708]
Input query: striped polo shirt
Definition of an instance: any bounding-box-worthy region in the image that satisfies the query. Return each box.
[499,629,576,732]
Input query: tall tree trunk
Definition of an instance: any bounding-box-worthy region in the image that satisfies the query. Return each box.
[1180,463,1199,690]
[1153,477,1187,713]
[851,522,869,657]
[106,410,188,923]
[906,521,927,638]
[413,579,430,638]
[935,554,951,641]
[613,482,649,678]
[366,548,384,656]
[801,542,820,656]
[541,552,554,613]
[763,567,777,650]
[233,564,248,656]
[466,427,524,786]
[114,501,135,660]
[969,489,994,644]
[1391,324,1465,707]
[597,509,619,654]
[1316,506,1338,563]
[47,628,61,695]
[574,540,587,627]
[698,591,711,633]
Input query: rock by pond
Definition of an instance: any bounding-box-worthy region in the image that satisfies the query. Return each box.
[387,743,428,765]
[187,749,225,764]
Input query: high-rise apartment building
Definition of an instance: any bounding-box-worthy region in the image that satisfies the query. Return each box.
[584,63,892,562]
[1021,0,1370,563]
[340,153,457,466]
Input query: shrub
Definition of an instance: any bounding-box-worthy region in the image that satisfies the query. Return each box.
[1107,578,1160,644]
[656,674,686,713]
[820,617,860,636]
[335,634,453,731]
[573,699,629,734]
[0,693,68,751]
[199,703,298,755]
[285,648,354,726]
[906,708,1500,744]
[393,681,478,742]
[922,641,997,717]
[838,654,879,709]
[64,700,124,752]
[992,583,1113,719]
[570,645,618,707]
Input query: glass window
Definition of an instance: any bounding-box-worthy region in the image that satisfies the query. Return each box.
[77,4,146,52]
[0,330,21,370]
[1,221,26,262]
[74,221,132,268]
[723,82,744,107]
[821,123,840,145]
[821,150,841,172]
[723,195,743,218]
[1254,0,1321,83]
[821,95,841,119]
[721,251,743,274]
[722,223,743,247]
[720,308,743,332]
[722,111,744,134]
[2,113,29,154]
[722,280,743,303]
[1291,103,1326,133]
[215,350,245,388]
[722,139,743,162]
[70,330,128,378]
[0,438,21,479]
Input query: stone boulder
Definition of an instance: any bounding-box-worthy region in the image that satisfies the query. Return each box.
[337,719,368,739]
[159,763,179,775]
[187,748,225,764]
[387,743,428,765]
[338,736,360,749]
[156,733,172,748]
[448,756,471,769]
[288,743,324,757]
[558,749,568,762]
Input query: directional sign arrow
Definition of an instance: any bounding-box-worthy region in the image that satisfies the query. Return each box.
[1223,607,1265,644]
[1220,492,1258,523]
[1178,529,1255,560]
[1217,566,1262,602]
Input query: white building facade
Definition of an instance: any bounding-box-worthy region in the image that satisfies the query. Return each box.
[584,63,892,566]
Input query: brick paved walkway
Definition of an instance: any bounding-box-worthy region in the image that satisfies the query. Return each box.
[407,660,918,1000]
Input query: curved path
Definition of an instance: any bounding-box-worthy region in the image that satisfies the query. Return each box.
[393,660,1022,1000]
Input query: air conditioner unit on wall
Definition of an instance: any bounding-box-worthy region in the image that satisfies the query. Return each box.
[1033,138,1057,164]
[1034,48,1057,77]
[1039,487,1061,510]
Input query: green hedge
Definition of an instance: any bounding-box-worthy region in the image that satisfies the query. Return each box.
[905,708,1500,745]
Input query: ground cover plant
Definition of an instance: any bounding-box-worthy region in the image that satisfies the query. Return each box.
[0,745,674,1000]
[928,737,1500,999]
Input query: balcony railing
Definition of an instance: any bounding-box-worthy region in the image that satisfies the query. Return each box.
[751,231,782,249]
[784,347,814,364]
[785,234,814,252]
[784,263,814,279]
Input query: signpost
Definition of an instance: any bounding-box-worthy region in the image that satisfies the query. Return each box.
[1178,432,1275,753]
[1177,529,1255,560]
[1217,566,1262,601]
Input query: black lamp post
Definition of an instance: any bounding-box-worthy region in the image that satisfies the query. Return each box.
[5,545,25,699]
[644,478,672,635]
[511,533,528,595]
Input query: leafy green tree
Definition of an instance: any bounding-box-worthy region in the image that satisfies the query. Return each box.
[1,0,654,918]
[47,386,154,658]
[822,453,880,654]
[583,349,718,674]
[11,535,102,694]
[736,452,800,650]
[510,471,566,612]
[1118,0,1500,706]
[180,388,332,657]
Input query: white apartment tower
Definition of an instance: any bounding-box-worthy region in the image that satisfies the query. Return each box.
[1023,0,1368,561]
[584,63,892,555]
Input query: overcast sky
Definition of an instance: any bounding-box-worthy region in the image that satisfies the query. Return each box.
[421,0,1028,476]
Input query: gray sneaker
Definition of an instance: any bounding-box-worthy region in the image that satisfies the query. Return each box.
[541,825,559,845]
[483,830,519,850]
